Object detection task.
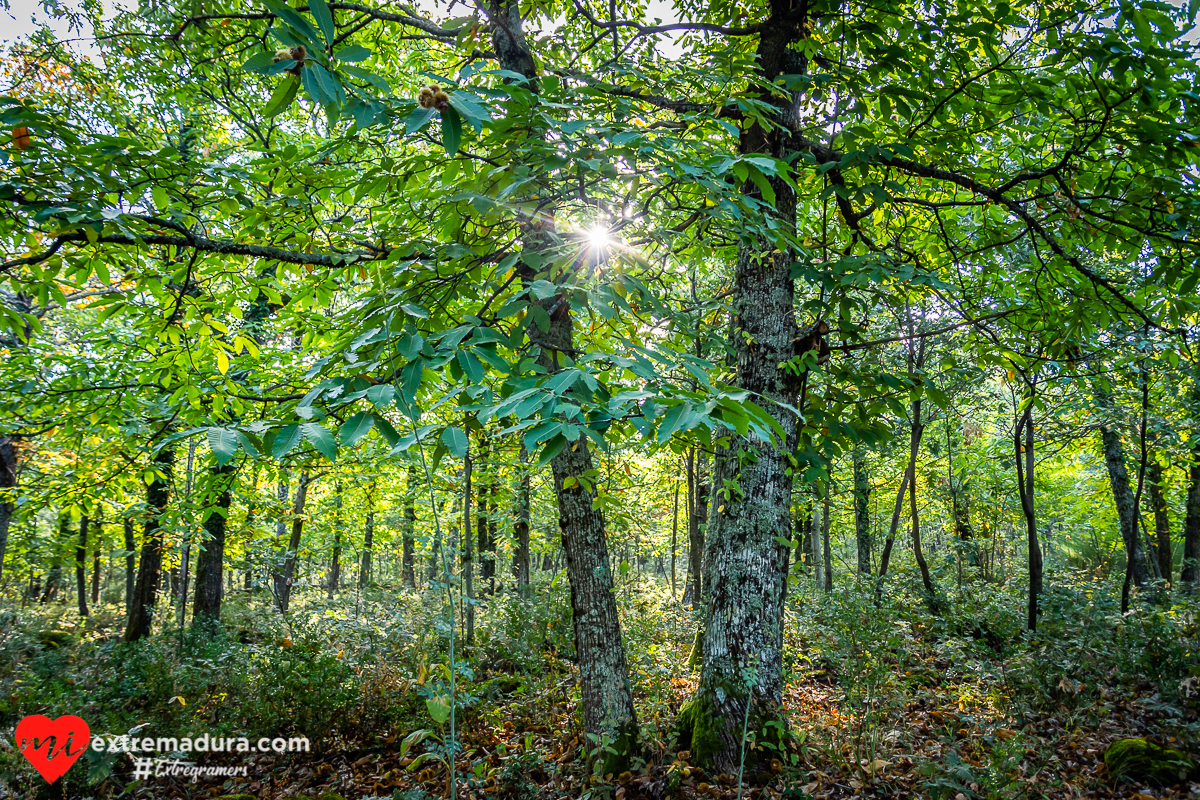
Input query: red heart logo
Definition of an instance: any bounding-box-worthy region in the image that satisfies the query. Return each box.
[15,714,91,784]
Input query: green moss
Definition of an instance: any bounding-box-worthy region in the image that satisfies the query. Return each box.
[676,690,787,776]
[687,628,704,671]
[1104,738,1195,785]
[37,630,75,650]
[598,718,640,775]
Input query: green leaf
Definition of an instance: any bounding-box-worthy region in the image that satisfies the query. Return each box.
[151,186,168,211]
[207,428,240,466]
[334,44,371,62]
[407,106,437,134]
[426,696,451,724]
[536,434,567,468]
[310,62,342,105]
[457,350,486,383]
[241,52,277,73]
[441,105,462,156]
[339,412,374,446]
[371,414,401,446]
[264,74,301,117]
[309,0,335,43]
[264,0,324,48]
[441,426,468,458]
[301,422,338,461]
[272,424,302,458]
[366,383,395,407]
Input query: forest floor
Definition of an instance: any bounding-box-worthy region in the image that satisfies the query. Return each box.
[0,568,1197,800]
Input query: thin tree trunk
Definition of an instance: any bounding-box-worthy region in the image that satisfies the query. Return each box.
[813,486,824,590]
[359,509,374,589]
[91,514,101,605]
[670,477,679,598]
[277,470,310,613]
[124,516,135,612]
[853,447,871,575]
[1184,447,1200,592]
[192,464,235,626]
[75,513,89,617]
[125,447,174,641]
[404,464,417,588]
[476,438,494,595]
[1097,396,1153,593]
[1015,393,1041,630]
[328,481,343,597]
[909,399,936,606]
[822,492,833,591]
[463,451,475,646]
[1146,459,1172,584]
[513,446,531,593]
[0,436,18,585]
[272,471,289,599]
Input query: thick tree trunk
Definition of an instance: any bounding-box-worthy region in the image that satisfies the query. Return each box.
[125,447,174,641]
[1146,459,1172,584]
[404,464,417,588]
[75,514,89,617]
[277,470,310,613]
[192,464,235,626]
[1184,443,1200,591]
[490,0,639,767]
[1098,419,1153,591]
[853,448,871,575]
[0,436,18,584]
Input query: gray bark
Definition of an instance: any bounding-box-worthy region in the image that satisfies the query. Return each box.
[75,514,89,617]
[193,464,235,626]
[1097,401,1153,591]
[403,464,417,588]
[277,470,310,613]
[124,447,174,641]
[853,448,871,574]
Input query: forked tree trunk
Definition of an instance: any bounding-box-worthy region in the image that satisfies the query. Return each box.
[125,447,174,641]
[193,464,235,626]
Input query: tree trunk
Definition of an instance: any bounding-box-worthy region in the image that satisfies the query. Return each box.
[328,481,343,598]
[91,514,102,605]
[277,470,310,613]
[822,492,833,591]
[513,447,531,593]
[476,438,494,595]
[124,516,135,612]
[490,0,639,767]
[272,472,289,598]
[192,464,235,626]
[1097,412,1153,592]
[463,453,475,645]
[360,510,374,589]
[125,447,174,641]
[404,464,417,588]
[682,12,805,764]
[75,514,89,617]
[1015,397,1041,630]
[670,478,680,598]
[853,448,871,575]
[0,436,18,585]
[1146,459,1172,584]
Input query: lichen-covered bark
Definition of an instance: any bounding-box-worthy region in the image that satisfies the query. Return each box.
[125,447,174,641]
[1184,442,1200,592]
[681,0,809,774]
[513,447,531,592]
[193,464,235,626]
[1097,416,1152,590]
[123,516,135,612]
[490,0,639,768]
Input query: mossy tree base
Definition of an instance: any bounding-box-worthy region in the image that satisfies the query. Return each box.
[675,690,786,778]
[1103,738,1196,785]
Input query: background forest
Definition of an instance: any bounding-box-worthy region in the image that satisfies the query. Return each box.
[0,0,1199,797]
